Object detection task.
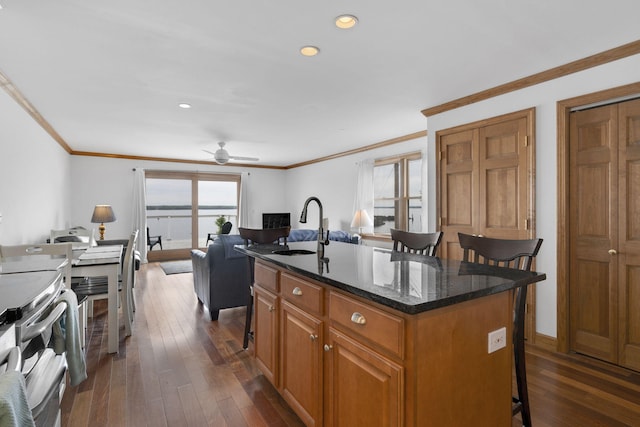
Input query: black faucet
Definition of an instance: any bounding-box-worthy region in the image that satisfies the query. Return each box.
[299,196,329,246]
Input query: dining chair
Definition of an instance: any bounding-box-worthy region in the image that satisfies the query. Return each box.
[238,226,291,349]
[50,228,95,249]
[206,221,233,246]
[457,232,543,427]
[390,229,443,256]
[72,229,139,337]
[0,242,73,288]
[147,227,162,251]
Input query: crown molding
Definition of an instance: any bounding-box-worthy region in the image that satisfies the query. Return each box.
[421,40,640,117]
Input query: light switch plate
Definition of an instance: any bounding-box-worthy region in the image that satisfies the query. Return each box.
[488,327,507,353]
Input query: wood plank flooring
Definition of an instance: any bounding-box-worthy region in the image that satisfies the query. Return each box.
[60,262,640,426]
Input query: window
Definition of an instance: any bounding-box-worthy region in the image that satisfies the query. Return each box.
[373,152,422,234]
[145,171,240,257]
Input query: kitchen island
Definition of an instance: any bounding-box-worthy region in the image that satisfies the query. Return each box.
[237,241,546,427]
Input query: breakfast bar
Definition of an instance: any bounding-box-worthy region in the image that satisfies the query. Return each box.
[237,240,546,426]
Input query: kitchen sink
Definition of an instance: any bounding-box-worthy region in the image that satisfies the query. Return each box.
[272,249,316,256]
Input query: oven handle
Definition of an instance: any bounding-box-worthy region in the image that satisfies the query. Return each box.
[21,302,67,343]
[1,347,22,372]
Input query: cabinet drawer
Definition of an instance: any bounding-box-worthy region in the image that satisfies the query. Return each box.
[255,261,279,292]
[281,273,323,316]
[329,292,404,358]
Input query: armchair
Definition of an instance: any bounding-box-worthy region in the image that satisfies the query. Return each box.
[190,234,251,321]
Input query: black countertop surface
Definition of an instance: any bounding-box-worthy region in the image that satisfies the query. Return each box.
[236,241,547,315]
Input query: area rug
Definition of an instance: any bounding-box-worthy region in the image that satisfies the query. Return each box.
[160,260,193,275]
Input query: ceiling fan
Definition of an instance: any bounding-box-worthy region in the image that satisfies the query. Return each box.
[203,142,259,165]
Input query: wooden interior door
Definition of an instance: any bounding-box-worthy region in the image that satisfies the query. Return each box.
[437,109,536,338]
[568,99,640,371]
[438,111,534,258]
[569,104,618,362]
[617,99,640,371]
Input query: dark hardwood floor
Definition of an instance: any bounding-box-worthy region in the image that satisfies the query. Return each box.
[61,263,640,426]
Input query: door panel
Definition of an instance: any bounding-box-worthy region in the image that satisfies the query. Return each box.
[569,104,618,363]
[618,99,640,370]
[479,117,530,239]
[439,129,477,259]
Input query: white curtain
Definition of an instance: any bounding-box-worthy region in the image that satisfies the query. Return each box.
[238,172,250,228]
[352,159,374,234]
[132,168,148,263]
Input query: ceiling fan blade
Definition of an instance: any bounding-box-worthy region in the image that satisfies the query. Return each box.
[202,149,217,156]
[229,155,259,162]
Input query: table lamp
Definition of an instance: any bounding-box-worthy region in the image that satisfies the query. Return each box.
[351,209,373,235]
[91,205,116,240]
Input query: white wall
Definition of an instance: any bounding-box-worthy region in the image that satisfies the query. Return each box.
[284,136,427,235]
[426,54,640,338]
[0,89,71,245]
[69,156,287,238]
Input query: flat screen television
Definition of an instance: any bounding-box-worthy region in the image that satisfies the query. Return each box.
[262,212,291,229]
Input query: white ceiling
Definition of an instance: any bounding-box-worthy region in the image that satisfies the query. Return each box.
[0,1,638,167]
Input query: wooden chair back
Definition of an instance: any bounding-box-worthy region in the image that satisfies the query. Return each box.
[238,226,290,245]
[391,229,443,256]
[457,232,542,271]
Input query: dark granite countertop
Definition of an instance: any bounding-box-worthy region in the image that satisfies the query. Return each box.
[236,241,546,315]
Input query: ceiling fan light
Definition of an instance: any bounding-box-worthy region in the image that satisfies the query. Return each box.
[214,148,229,164]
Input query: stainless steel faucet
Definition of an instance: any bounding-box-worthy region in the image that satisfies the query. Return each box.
[299,196,329,246]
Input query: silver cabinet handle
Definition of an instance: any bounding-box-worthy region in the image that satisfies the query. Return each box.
[268,305,275,312]
[292,287,303,296]
[310,334,318,342]
[324,344,333,352]
[351,312,366,325]
[608,249,617,255]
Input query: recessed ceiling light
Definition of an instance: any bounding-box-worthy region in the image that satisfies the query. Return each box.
[335,14,358,29]
[300,46,320,57]
[178,103,192,109]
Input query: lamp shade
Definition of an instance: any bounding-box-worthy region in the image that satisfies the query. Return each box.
[351,209,373,229]
[91,205,116,224]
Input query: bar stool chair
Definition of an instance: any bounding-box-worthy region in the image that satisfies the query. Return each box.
[238,226,290,349]
[458,232,543,427]
[390,229,443,256]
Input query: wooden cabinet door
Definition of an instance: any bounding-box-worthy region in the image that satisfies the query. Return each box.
[254,286,279,385]
[280,301,323,427]
[617,99,640,371]
[325,329,403,427]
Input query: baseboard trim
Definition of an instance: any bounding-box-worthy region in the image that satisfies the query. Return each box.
[533,333,557,352]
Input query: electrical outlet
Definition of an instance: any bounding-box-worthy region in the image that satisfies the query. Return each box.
[488,327,507,353]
